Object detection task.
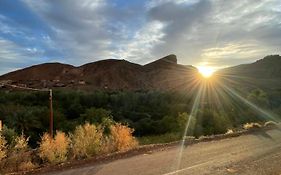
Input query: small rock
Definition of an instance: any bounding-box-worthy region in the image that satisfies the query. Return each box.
[226,168,237,173]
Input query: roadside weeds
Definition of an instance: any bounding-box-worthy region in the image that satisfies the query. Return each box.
[9,123,279,175]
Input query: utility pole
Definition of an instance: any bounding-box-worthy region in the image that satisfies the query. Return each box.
[1,83,55,137]
[49,89,54,138]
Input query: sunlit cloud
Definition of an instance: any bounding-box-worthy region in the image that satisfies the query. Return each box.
[198,41,276,68]
[0,0,280,74]
[110,21,166,63]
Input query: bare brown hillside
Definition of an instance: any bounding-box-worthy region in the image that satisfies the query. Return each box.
[1,54,280,91]
[0,54,198,91]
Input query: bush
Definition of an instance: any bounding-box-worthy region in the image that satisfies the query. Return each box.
[13,133,29,152]
[109,123,138,152]
[71,123,103,158]
[18,161,36,171]
[0,133,7,161]
[2,151,36,173]
[0,133,33,173]
[1,126,17,146]
[39,131,70,164]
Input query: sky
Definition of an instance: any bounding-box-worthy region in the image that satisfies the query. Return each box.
[0,0,280,75]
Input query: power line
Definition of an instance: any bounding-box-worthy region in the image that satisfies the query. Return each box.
[0,81,54,137]
[0,82,49,92]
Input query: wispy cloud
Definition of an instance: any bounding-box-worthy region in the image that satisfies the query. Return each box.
[0,38,41,74]
[0,0,280,74]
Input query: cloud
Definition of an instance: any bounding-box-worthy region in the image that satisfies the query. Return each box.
[0,0,280,74]
[109,21,166,64]
[147,0,212,61]
[23,0,149,64]
[199,42,273,67]
[145,0,281,68]
[0,38,45,75]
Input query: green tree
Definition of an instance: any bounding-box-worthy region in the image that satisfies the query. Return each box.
[177,112,196,136]
[80,108,114,134]
[81,108,112,123]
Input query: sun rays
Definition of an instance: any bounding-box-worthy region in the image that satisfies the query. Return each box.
[170,67,280,173]
[197,66,215,78]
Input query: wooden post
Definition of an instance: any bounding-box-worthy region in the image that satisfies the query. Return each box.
[49,89,53,137]
[0,120,2,132]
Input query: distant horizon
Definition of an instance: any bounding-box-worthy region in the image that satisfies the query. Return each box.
[1,53,279,76]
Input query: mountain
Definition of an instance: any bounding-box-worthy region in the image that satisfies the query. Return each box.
[0,54,198,91]
[0,63,75,81]
[78,59,147,90]
[217,55,281,79]
[143,54,198,90]
[0,54,280,91]
[215,55,281,90]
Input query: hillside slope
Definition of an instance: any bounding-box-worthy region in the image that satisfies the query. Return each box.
[1,54,280,91]
[0,54,198,91]
[215,55,281,90]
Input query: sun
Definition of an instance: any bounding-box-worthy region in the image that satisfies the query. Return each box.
[197,66,215,78]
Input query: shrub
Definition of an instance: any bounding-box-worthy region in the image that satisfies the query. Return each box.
[0,133,7,161]
[71,123,103,158]
[18,161,36,171]
[1,125,17,146]
[3,151,36,173]
[14,133,29,152]
[39,131,70,164]
[109,123,138,152]
[0,133,32,173]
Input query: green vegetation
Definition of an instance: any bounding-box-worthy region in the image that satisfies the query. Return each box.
[0,87,280,174]
[138,132,182,145]
[0,88,280,148]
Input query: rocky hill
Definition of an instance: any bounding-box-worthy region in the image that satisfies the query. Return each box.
[215,55,281,90]
[0,54,198,91]
[0,54,280,91]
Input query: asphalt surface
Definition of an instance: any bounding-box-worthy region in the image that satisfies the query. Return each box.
[44,128,281,175]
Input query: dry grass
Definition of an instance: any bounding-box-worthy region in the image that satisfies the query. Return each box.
[0,133,7,161]
[1,122,139,173]
[39,131,70,164]
[226,129,234,134]
[0,133,35,174]
[243,122,262,130]
[109,123,138,152]
[264,121,278,127]
[71,123,138,157]
[71,123,104,158]
[18,161,37,171]
[14,133,29,151]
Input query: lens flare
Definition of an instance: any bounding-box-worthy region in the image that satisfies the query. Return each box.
[219,83,279,122]
[197,66,215,78]
[161,62,280,175]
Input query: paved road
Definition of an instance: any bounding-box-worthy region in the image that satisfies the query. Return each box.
[45,129,281,175]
